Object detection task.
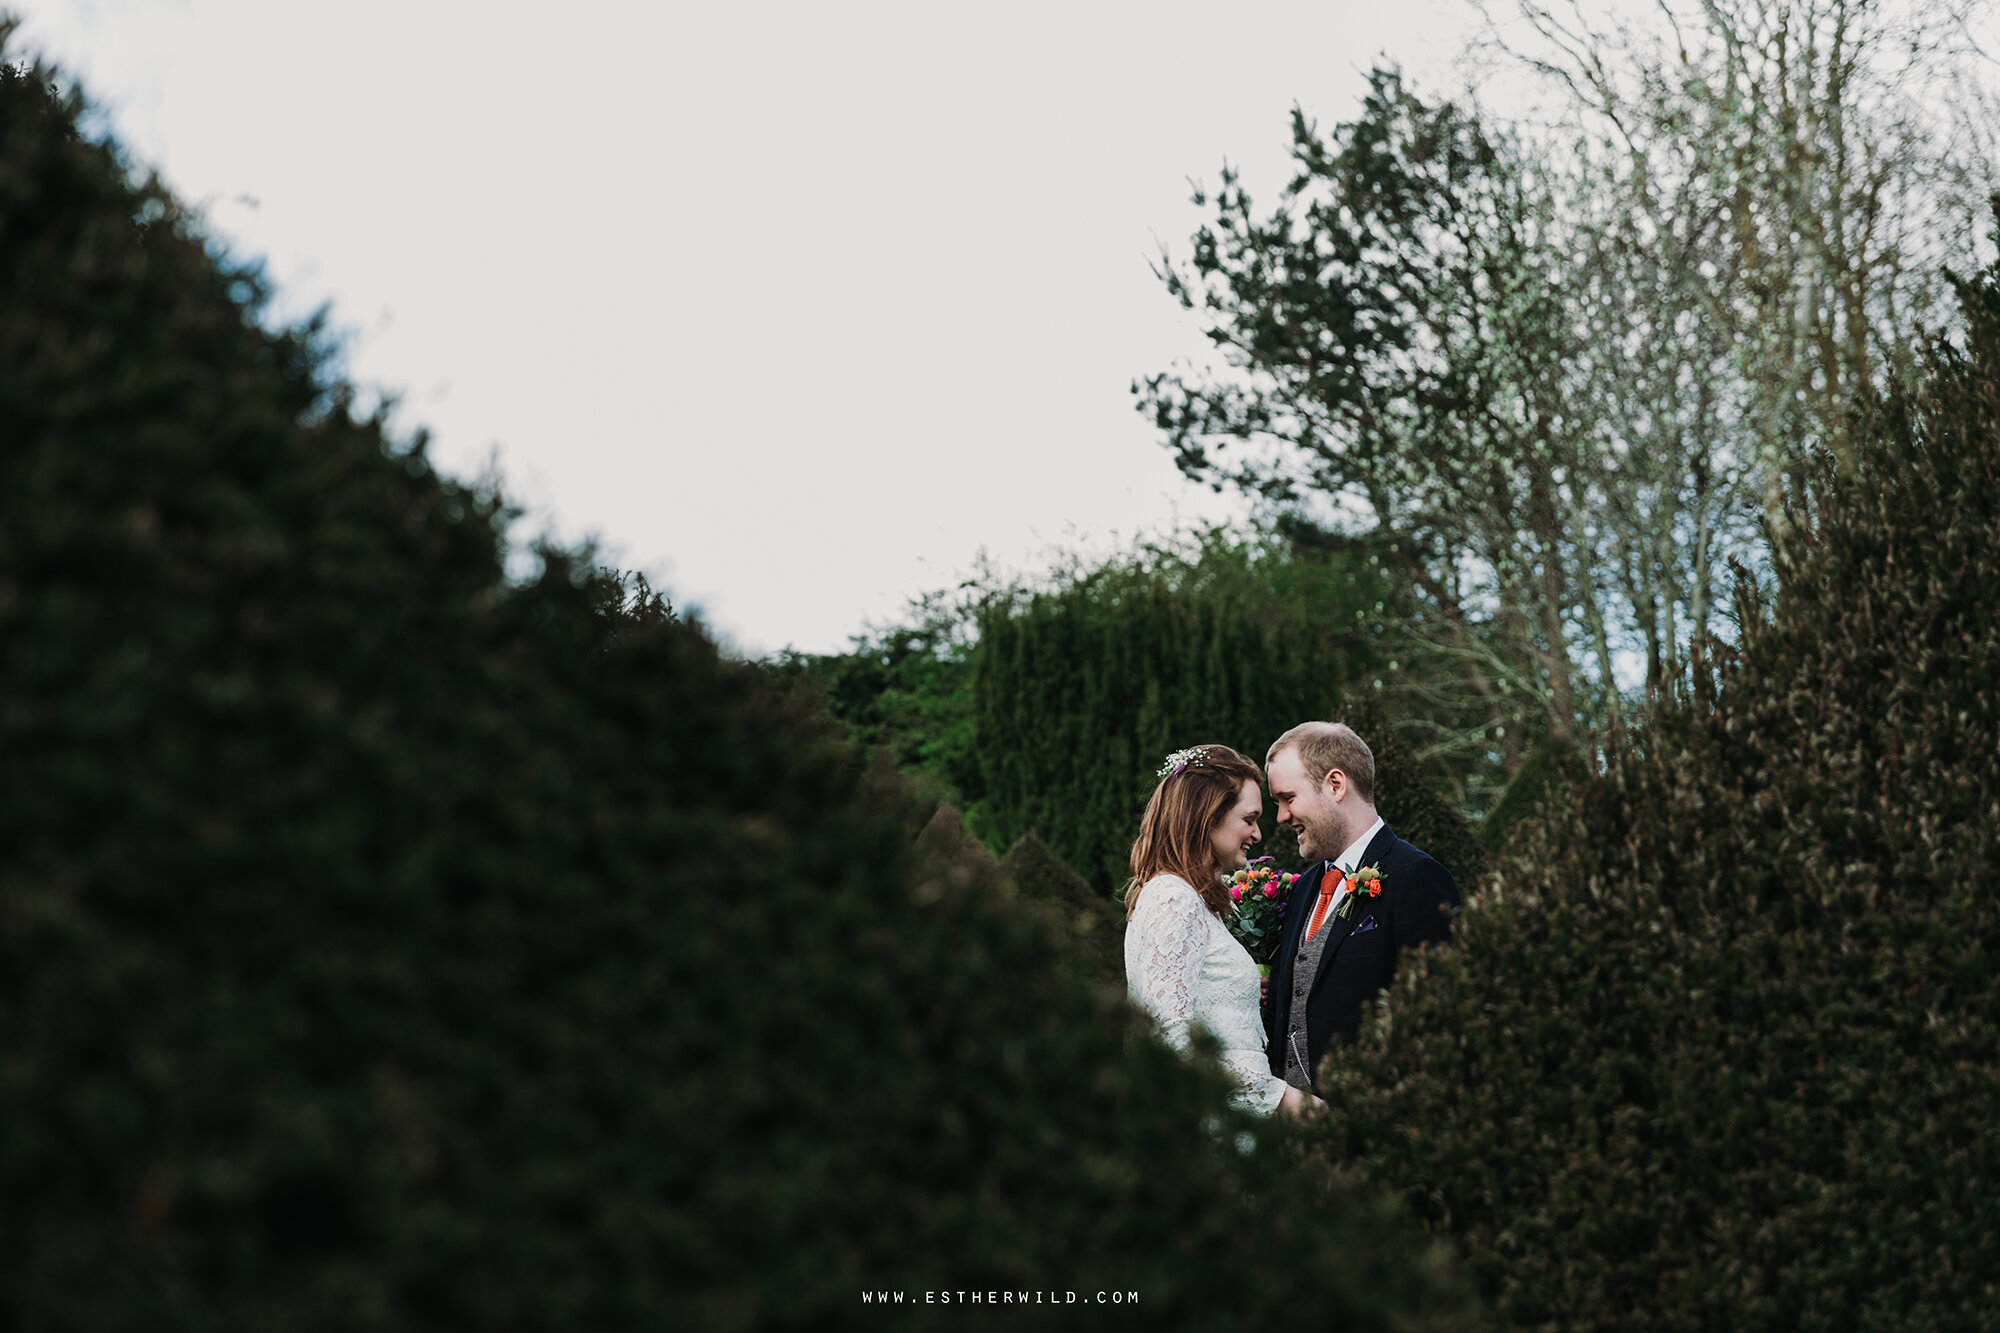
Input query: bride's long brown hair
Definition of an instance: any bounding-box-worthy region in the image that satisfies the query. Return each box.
[1123,744,1264,920]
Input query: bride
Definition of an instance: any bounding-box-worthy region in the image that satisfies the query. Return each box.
[1124,744,1324,1117]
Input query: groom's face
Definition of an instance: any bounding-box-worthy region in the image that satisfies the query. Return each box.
[1267,748,1347,862]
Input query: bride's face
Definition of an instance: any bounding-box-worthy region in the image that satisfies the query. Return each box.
[1209,778,1264,875]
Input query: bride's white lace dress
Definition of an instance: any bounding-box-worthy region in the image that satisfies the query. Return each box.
[1125,873,1290,1115]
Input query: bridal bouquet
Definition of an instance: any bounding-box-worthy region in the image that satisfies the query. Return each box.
[1224,857,1298,967]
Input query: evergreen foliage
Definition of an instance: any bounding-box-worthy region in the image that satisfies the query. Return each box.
[1334,696,1488,891]
[783,528,1501,888]
[763,591,979,810]
[970,536,1486,899]
[0,47,1481,1330]
[971,532,1409,891]
[998,829,1123,988]
[1300,249,2000,1328]
[912,801,998,871]
[1139,68,1651,752]
[1474,735,1589,854]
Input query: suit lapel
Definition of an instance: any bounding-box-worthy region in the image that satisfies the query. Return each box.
[1307,824,1400,991]
[1357,823,1397,877]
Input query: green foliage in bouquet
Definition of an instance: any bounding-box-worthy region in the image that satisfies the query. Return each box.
[0,45,1480,1331]
[1222,859,1301,967]
[1298,242,2000,1328]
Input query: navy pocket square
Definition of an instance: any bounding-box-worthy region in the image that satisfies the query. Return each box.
[1354,915,1379,934]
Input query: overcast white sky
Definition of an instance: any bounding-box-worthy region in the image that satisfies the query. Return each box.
[20,0,1500,655]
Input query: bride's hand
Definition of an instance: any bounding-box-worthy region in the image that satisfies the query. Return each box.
[1277,1085,1327,1117]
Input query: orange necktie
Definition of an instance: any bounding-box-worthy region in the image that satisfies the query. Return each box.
[1305,869,1343,943]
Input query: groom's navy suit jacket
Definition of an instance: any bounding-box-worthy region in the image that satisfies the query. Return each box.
[1261,823,1461,1085]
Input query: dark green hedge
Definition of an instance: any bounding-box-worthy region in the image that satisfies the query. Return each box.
[974,570,1286,891]
[1301,252,2000,1328]
[970,543,1480,894]
[0,48,1479,1330]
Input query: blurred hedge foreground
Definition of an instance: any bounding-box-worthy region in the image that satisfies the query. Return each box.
[1299,221,2000,1324]
[0,42,1479,1332]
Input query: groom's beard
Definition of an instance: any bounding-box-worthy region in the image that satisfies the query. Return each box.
[1296,810,1347,862]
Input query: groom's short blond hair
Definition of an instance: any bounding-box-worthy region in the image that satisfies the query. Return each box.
[1267,722,1375,802]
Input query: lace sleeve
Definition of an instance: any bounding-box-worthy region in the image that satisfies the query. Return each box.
[1126,879,1208,1051]
[1219,1052,1289,1116]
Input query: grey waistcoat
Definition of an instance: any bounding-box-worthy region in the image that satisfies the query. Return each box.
[1280,890,1341,1090]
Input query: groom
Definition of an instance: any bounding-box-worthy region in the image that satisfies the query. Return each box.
[1262,721,1461,1094]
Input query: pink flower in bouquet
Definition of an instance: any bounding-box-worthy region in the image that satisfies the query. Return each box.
[1261,879,1280,898]
[1229,884,1243,901]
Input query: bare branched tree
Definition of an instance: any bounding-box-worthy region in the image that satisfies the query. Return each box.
[1498,0,2000,476]
[1140,0,1997,807]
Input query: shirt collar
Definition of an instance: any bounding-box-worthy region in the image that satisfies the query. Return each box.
[1325,816,1387,879]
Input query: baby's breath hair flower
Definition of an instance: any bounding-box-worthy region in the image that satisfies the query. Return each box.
[1157,746,1211,778]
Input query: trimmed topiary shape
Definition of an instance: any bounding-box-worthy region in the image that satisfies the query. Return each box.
[1000,829,1123,987]
[1473,734,1590,854]
[912,801,999,876]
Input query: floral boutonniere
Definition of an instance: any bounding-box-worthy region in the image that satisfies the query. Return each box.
[1334,863,1385,920]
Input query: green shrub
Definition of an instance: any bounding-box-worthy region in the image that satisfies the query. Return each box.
[998,828,1123,988]
[912,801,998,873]
[0,47,1480,1331]
[1300,248,2000,1328]
[1473,734,1589,854]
